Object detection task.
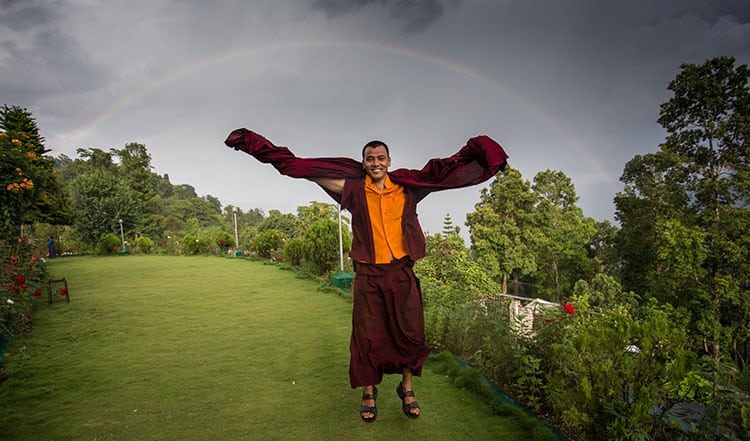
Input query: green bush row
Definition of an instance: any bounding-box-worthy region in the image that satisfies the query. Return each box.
[420,274,750,441]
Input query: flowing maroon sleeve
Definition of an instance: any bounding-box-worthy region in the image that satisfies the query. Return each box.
[224,128,365,179]
[389,135,508,191]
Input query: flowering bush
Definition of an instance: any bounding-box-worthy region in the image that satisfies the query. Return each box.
[96,233,122,255]
[249,230,284,258]
[1,237,47,340]
[135,236,155,254]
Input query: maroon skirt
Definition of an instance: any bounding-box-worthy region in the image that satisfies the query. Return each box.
[348,257,431,388]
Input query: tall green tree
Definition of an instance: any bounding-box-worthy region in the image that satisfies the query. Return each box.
[112,143,161,236]
[530,170,597,299]
[112,143,155,197]
[466,168,537,295]
[616,56,750,362]
[69,169,141,247]
[467,167,597,299]
[588,220,619,276]
[0,105,73,237]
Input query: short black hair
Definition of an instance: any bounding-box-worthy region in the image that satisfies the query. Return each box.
[362,140,389,158]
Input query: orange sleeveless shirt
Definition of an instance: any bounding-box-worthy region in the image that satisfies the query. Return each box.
[364,174,408,264]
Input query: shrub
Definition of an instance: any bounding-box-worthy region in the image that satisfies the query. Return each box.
[250,229,284,258]
[284,238,305,267]
[1,238,46,340]
[540,299,694,441]
[302,219,350,276]
[215,231,234,253]
[182,234,208,254]
[96,233,121,255]
[136,236,155,254]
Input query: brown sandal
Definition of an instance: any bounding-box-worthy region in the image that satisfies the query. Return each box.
[396,382,420,419]
[360,386,378,423]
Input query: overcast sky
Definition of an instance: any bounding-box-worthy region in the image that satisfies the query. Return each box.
[2,0,748,238]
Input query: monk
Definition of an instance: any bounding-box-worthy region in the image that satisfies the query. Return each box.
[225,129,508,422]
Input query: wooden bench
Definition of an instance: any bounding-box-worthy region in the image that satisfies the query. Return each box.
[47,278,70,304]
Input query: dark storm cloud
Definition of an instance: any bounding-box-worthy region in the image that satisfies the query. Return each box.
[0,3,108,106]
[0,2,57,31]
[0,29,108,105]
[310,0,451,32]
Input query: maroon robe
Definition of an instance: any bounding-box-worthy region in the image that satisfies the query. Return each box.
[225,129,508,387]
[225,128,508,262]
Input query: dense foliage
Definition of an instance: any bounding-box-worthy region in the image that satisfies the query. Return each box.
[0,106,73,238]
[616,56,750,364]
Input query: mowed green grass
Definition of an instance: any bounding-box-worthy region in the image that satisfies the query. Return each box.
[1,255,541,440]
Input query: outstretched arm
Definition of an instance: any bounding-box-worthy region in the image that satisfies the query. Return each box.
[308,177,344,195]
[225,128,361,199]
[389,135,508,191]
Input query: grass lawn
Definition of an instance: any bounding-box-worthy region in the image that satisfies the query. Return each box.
[0,255,552,440]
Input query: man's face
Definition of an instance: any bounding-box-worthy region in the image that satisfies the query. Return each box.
[362,145,391,181]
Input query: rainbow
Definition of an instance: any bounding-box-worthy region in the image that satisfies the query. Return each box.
[59,39,619,187]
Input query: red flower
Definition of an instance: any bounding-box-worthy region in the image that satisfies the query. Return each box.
[14,276,25,284]
[60,287,68,297]
[33,289,42,297]
[564,303,575,314]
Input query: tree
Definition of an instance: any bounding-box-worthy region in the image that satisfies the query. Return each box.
[615,151,686,294]
[616,56,750,362]
[530,170,597,299]
[257,209,302,238]
[0,105,73,237]
[441,213,460,235]
[113,143,160,235]
[467,168,597,299]
[296,201,339,225]
[658,57,750,361]
[467,168,537,295]
[588,220,619,276]
[112,143,155,198]
[69,169,140,247]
